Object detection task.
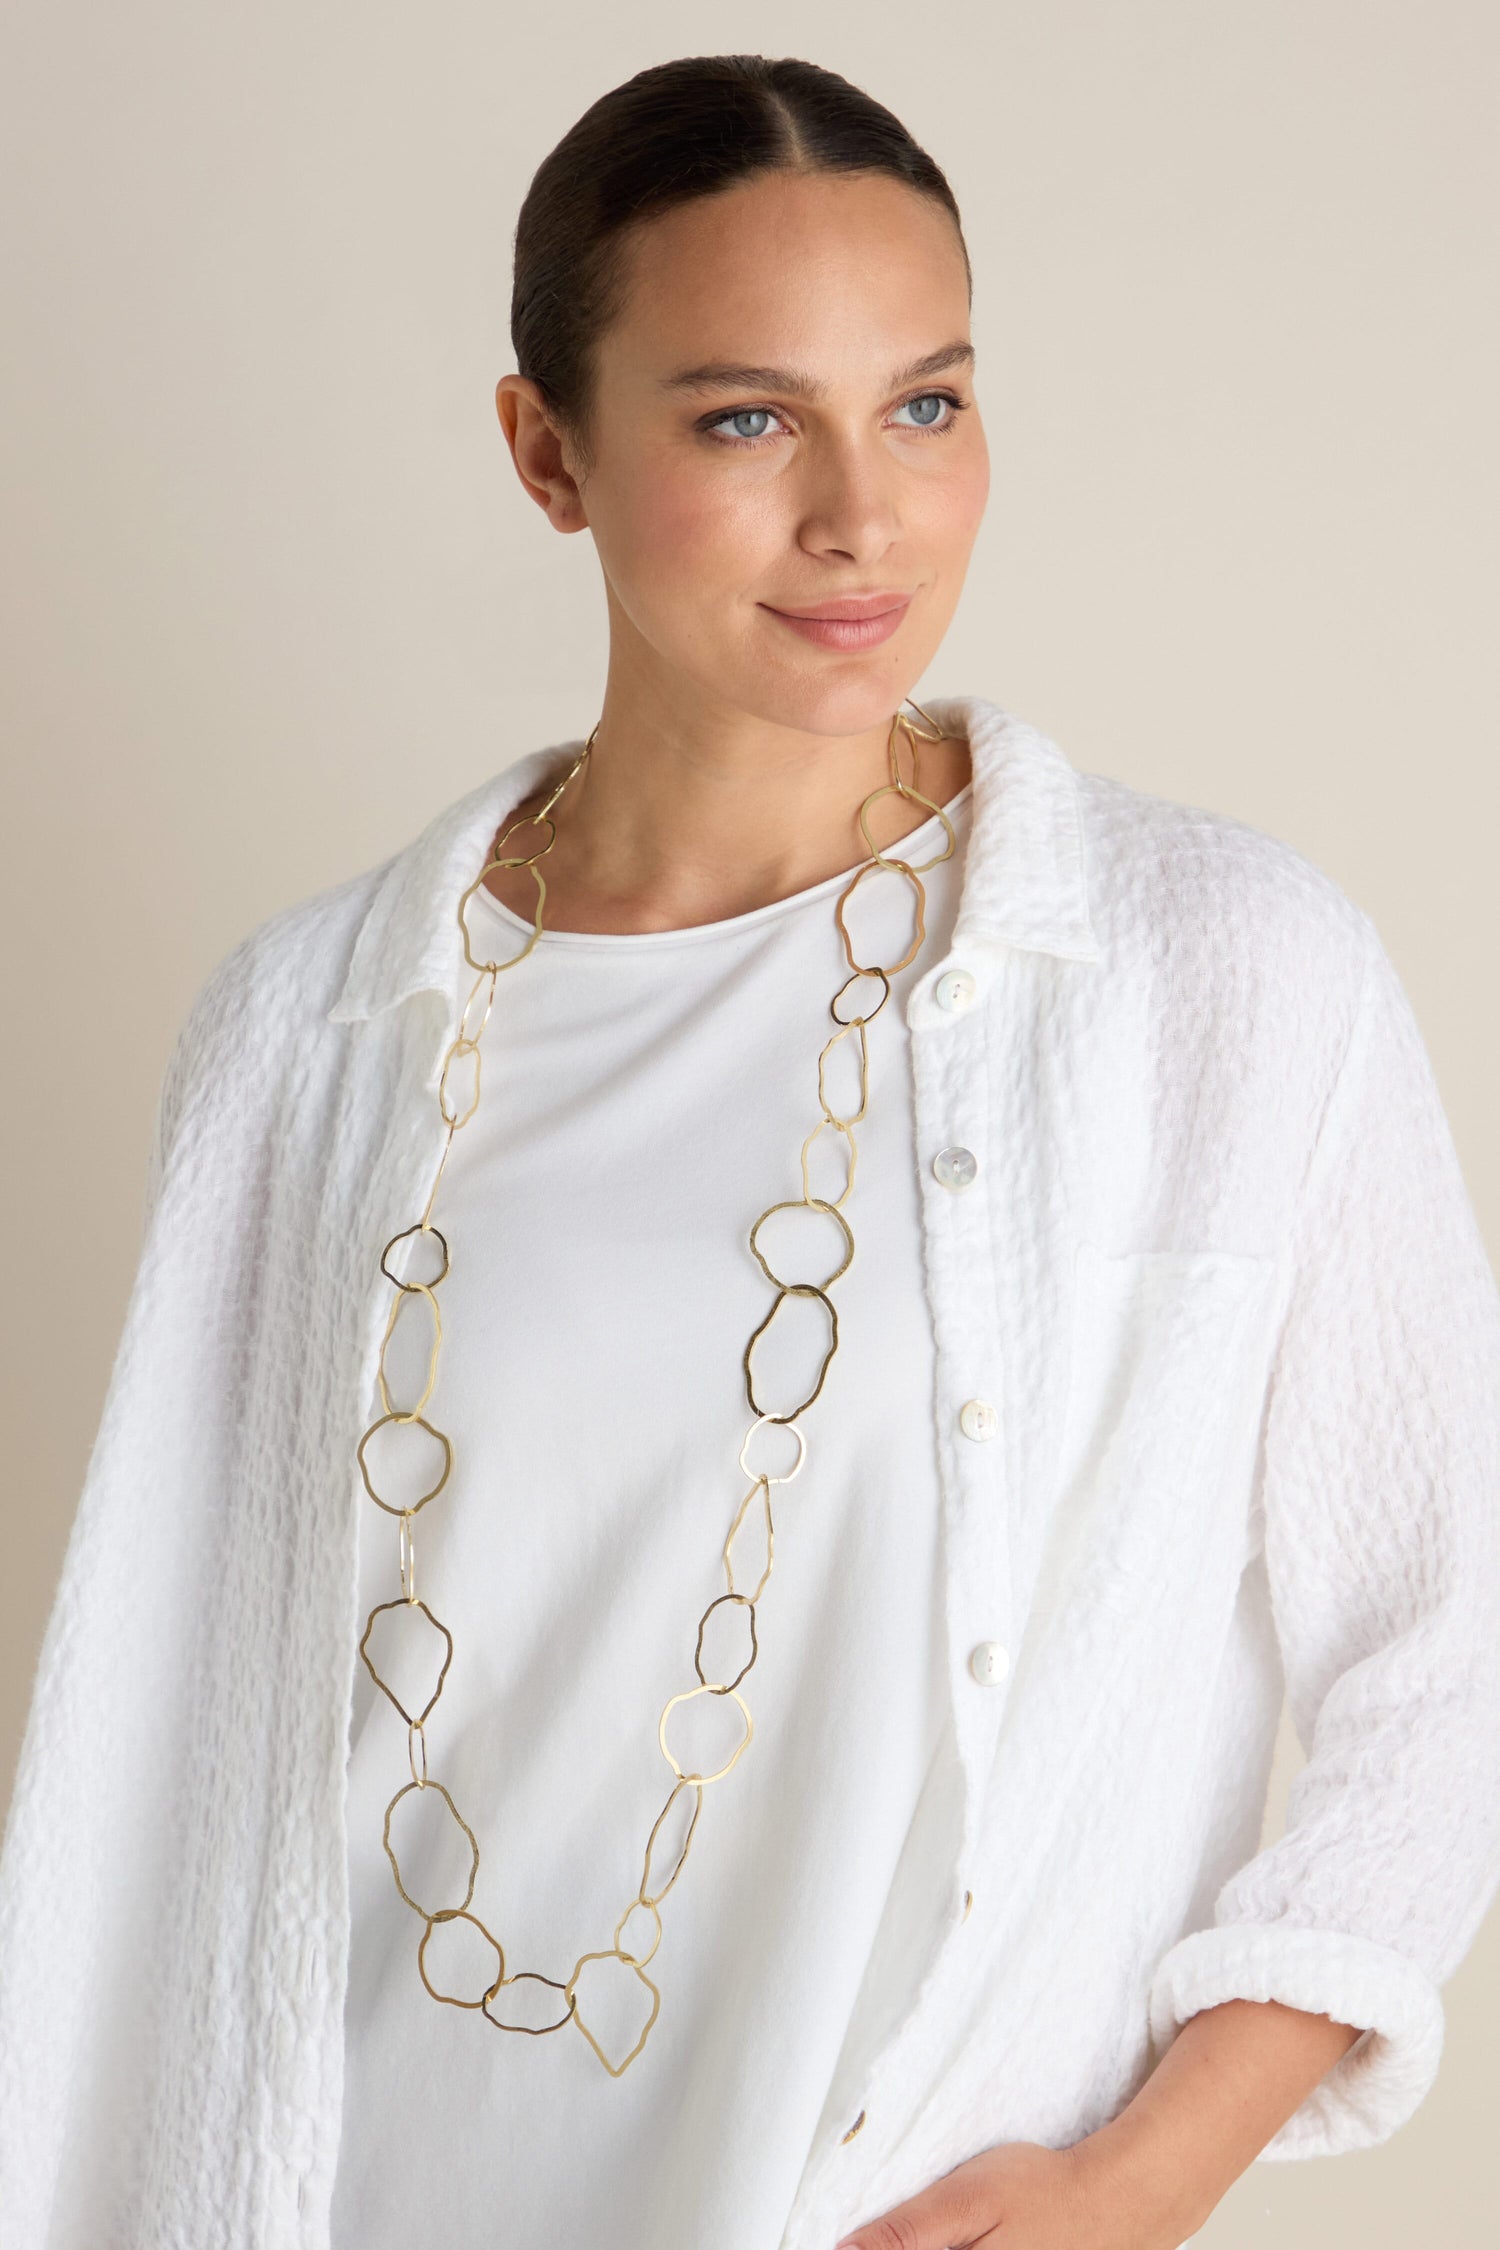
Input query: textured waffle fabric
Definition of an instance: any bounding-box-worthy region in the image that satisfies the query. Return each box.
[2,697,1498,2250]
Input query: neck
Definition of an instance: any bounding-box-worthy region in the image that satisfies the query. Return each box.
[482,667,972,937]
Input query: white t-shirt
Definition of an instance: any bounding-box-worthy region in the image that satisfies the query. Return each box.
[332,780,973,2249]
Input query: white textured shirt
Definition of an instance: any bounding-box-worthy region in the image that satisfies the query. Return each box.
[333,785,970,2248]
[2,696,1499,2250]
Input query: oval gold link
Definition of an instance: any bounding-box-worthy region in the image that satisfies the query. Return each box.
[817,1019,870,1128]
[748,1196,854,1292]
[743,1283,839,1423]
[398,1510,417,1602]
[358,1412,453,1517]
[835,854,928,974]
[694,1590,758,1694]
[382,1777,480,1919]
[408,1717,428,1787]
[613,1894,663,1970]
[483,1968,577,2036]
[375,1283,443,1422]
[438,1037,482,1131]
[831,966,889,1026]
[658,1683,754,1786]
[799,1116,858,1209]
[359,1594,453,1725]
[381,1220,450,1292]
[419,1906,506,2010]
[723,1475,776,1602]
[638,1776,704,1908]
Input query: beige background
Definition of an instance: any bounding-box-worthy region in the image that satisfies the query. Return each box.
[2,3,1495,2238]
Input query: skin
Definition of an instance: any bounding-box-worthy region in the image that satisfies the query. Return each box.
[489,162,1364,2243]
[488,167,983,928]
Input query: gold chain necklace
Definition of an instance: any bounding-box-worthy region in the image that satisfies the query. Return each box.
[355,699,959,2074]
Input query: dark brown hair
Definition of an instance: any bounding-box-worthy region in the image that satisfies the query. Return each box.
[510,54,970,465]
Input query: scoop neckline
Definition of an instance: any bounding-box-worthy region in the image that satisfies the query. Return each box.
[464,779,974,952]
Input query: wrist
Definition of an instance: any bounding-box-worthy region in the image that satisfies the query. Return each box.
[1067,2106,1215,2249]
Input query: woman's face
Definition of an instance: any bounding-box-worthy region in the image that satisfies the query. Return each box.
[500,167,989,739]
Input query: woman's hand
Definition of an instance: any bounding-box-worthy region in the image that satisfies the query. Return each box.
[833,1996,1366,2249]
[832,2128,1181,2250]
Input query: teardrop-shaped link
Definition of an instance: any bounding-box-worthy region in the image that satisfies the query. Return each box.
[352,707,953,2065]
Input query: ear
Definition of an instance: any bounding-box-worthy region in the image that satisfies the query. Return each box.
[495,374,589,532]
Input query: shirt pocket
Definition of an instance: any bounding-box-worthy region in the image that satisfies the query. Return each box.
[1045,1241,1286,1608]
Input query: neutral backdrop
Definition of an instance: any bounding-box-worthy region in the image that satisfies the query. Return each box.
[2,4,1495,2240]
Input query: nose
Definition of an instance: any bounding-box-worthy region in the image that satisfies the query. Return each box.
[795,431,900,568]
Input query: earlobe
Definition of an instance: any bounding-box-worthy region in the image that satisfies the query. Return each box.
[495,374,588,532]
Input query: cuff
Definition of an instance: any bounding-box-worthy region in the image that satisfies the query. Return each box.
[1146,1921,1444,2158]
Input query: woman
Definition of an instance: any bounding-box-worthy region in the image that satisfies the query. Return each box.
[2,51,1497,2250]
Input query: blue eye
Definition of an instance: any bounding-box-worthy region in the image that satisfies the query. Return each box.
[711,408,778,441]
[894,392,952,428]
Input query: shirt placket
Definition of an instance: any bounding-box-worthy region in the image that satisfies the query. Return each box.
[784,931,1022,2240]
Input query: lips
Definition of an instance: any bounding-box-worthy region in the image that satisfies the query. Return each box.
[760,592,913,650]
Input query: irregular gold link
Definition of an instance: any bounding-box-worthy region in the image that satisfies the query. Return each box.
[358,1412,452,1517]
[817,1018,870,1128]
[831,966,889,1026]
[743,1282,839,1422]
[381,1220,450,1292]
[736,1417,806,1488]
[858,781,957,876]
[900,694,948,741]
[613,1895,663,1970]
[748,1196,854,1292]
[457,860,546,976]
[438,1037,482,1130]
[358,1594,453,1725]
[483,1969,576,2036]
[375,1283,443,1421]
[723,1476,776,1602]
[565,1949,661,2077]
[382,1777,480,1918]
[419,1906,506,2010]
[458,966,499,1047]
[799,1116,858,1209]
[658,1684,754,1785]
[355,707,951,2069]
[694,1590,758,1694]
[835,855,928,976]
[638,1777,704,1908]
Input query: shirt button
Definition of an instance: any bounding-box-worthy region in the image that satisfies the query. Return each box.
[934,966,978,1013]
[931,1145,978,1191]
[959,1397,998,1442]
[969,1640,1010,1686]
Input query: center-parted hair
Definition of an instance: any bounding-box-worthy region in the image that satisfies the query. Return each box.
[510,54,970,463]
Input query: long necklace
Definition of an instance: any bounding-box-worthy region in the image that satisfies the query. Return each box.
[355,699,959,2074]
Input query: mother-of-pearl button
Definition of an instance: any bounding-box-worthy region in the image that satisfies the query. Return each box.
[934,966,978,1013]
[931,1145,978,1191]
[969,1640,1009,1685]
[959,1397,998,1441]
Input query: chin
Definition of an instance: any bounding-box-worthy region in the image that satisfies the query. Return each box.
[729,657,928,742]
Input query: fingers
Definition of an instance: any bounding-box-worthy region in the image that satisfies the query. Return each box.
[835,2161,991,2250]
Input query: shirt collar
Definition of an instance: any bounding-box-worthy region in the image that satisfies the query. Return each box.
[326,693,1099,1025]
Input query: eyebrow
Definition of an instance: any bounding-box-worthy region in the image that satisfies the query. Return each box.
[658,340,976,400]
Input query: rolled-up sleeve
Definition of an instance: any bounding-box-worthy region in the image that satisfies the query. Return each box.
[1147,913,1500,2157]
